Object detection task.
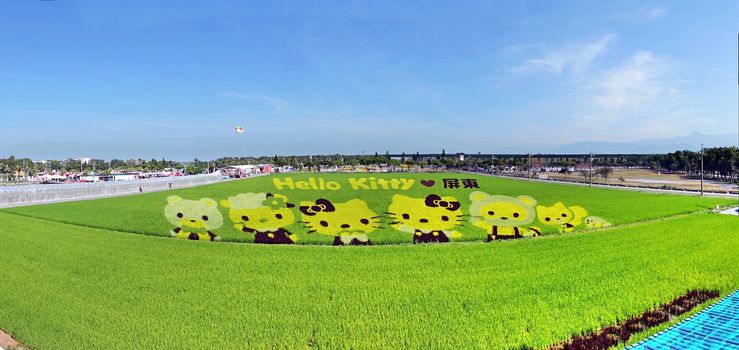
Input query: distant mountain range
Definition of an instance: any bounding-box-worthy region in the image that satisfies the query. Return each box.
[552,132,738,154]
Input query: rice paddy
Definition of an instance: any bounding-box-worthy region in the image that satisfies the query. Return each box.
[0,173,737,349]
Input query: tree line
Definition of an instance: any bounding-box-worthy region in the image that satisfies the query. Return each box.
[654,147,737,179]
[0,157,186,181]
[1,147,736,182]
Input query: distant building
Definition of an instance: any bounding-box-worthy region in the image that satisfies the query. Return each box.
[223,164,275,177]
[80,175,101,182]
[111,174,138,181]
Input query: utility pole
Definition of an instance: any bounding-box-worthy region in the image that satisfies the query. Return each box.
[700,143,704,196]
[589,151,593,187]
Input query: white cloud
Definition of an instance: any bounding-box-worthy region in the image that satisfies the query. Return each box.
[568,50,700,140]
[222,92,291,111]
[644,8,667,21]
[506,35,707,143]
[591,50,679,112]
[511,34,616,75]
[586,7,667,24]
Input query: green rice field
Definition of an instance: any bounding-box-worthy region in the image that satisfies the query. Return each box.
[2,173,735,244]
[0,173,737,349]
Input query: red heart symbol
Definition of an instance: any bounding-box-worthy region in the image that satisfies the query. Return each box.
[421,180,435,187]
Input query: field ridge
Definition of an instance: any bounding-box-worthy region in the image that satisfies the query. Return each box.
[0,210,158,238]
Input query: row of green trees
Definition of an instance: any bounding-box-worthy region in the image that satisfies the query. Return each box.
[214,151,472,172]
[2,147,736,181]
[0,157,191,181]
[496,148,737,181]
[656,147,737,179]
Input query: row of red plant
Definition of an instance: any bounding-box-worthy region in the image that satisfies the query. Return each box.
[550,289,720,350]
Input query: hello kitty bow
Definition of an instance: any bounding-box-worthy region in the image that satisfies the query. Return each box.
[299,198,336,216]
[424,194,461,211]
[263,193,295,209]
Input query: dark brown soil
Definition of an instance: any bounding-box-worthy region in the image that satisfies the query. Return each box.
[549,289,719,350]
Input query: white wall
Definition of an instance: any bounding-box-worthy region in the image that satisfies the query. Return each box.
[0,173,225,207]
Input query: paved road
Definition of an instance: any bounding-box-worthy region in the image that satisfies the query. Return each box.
[468,172,739,199]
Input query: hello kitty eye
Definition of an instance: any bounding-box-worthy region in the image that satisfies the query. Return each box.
[202,216,209,221]
[513,213,519,218]
[441,215,449,221]
[241,215,249,221]
[402,213,410,220]
[275,213,283,219]
[320,220,329,227]
[561,213,567,217]
[360,218,369,225]
[177,213,183,218]
[487,211,494,216]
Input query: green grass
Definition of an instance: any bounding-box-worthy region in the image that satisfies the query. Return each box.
[1,173,736,348]
[0,211,737,349]
[1,173,734,245]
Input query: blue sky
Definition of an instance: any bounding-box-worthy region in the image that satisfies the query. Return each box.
[1,0,737,160]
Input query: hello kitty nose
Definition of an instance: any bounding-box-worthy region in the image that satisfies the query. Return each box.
[259,218,268,223]
[419,218,428,223]
[341,224,350,229]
